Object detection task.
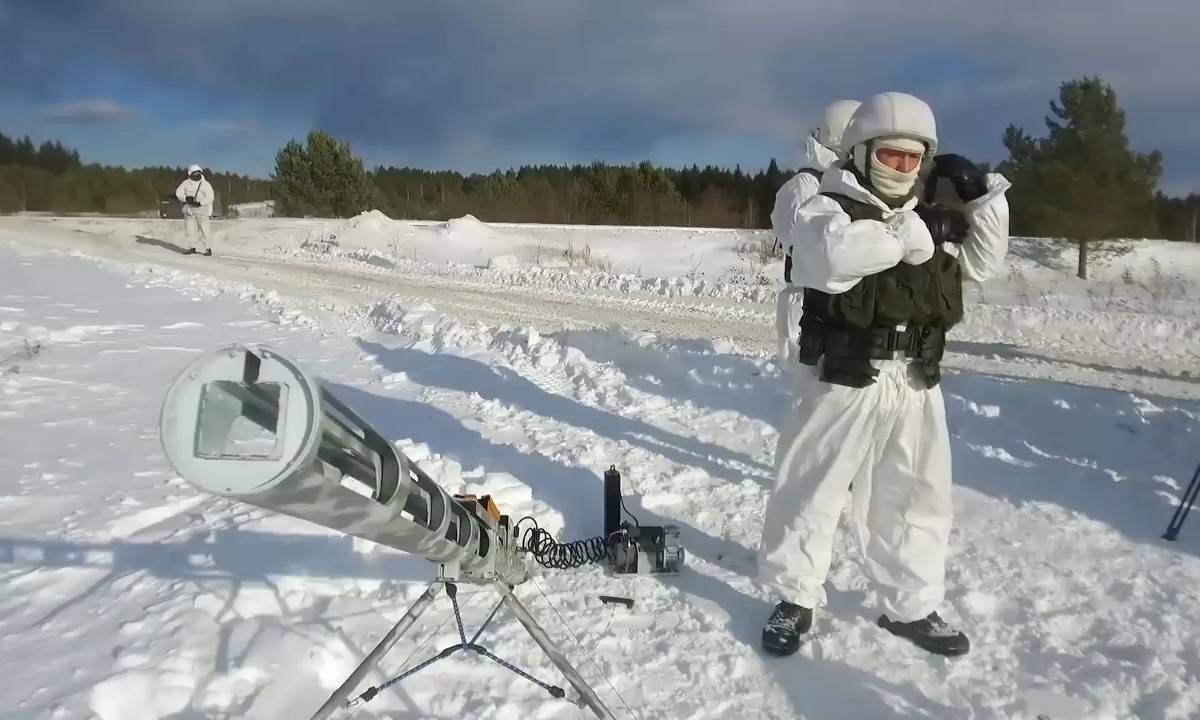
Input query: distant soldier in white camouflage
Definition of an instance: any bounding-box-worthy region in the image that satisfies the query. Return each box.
[175,164,215,256]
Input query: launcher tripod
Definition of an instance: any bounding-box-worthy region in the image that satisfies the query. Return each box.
[310,580,615,720]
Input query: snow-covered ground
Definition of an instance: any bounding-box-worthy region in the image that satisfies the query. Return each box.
[2,213,1200,720]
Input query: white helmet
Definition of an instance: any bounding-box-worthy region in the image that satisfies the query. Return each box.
[187,164,203,175]
[812,99,861,153]
[840,92,937,156]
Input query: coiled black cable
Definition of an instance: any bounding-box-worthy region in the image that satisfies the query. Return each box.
[515,516,623,570]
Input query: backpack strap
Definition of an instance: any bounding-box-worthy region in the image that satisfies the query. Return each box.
[820,192,885,222]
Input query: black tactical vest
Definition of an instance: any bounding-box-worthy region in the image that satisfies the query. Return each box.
[798,192,964,388]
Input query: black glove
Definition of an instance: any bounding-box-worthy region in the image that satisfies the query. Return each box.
[928,154,988,202]
[915,204,969,245]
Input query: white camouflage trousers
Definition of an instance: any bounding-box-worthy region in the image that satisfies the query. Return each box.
[184,213,211,251]
[759,359,953,622]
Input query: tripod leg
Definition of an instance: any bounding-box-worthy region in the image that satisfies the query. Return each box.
[310,582,443,720]
[1164,461,1200,541]
[496,584,617,720]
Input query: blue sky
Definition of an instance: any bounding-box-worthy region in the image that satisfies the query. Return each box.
[3,0,1197,194]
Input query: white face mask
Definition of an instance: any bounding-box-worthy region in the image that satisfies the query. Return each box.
[854,137,926,200]
[870,160,919,199]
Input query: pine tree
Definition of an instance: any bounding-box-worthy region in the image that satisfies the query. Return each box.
[273,130,376,218]
[755,158,786,229]
[1156,192,1200,242]
[0,174,21,213]
[15,136,37,166]
[999,77,1162,242]
[0,133,14,166]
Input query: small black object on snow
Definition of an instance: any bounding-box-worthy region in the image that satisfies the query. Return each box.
[598,595,634,609]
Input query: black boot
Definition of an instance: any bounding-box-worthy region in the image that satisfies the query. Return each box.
[203,248,212,256]
[878,611,970,656]
[762,601,813,656]
[181,247,196,255]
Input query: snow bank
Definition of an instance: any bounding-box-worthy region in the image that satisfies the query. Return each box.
[438,214,522,250]
[957,303,1200,362]
[18,214,1200,319]
[486,253,521,270]
[1006,236,1200,285]
[279,219,1200,314]
[264,211,776,302]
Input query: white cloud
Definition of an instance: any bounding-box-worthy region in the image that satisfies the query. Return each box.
[42,99,139,126]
